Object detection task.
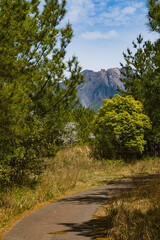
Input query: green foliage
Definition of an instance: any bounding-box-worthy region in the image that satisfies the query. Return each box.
[0,0,84,187]
[147,0,160,33]
[89,100,103,113]
[119,35,158,107]
[72,105,95,144]
[119,1,160,156]
[120,35,160,119]
[93,95,151,160]
[0,75,46,186]
[119,34,160,155]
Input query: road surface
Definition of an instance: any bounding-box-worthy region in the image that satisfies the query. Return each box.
[3,175,158,240]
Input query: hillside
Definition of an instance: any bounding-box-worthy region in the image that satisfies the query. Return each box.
[77,68,125,111]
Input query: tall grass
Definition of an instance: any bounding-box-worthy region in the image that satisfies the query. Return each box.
[1,146,160,239]
[0,146,99,238]
[94,180,160,240]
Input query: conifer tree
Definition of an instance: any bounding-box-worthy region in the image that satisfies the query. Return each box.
[0,0,84,186]
[147,0,160,33]
[119,0,160,155]
[72,105,95,144]
[119,35,160,125]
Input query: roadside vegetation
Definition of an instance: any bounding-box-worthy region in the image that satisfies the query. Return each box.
[93,1,160,239]
[94,178,160,240]
[0,0,160,239]
[1,146,160,239]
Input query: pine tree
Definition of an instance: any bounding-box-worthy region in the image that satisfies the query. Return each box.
[119,35,160,124]
[147,0,160,33]
[0,0,84,186]
[119,0,160,155]
[72,105,95,144]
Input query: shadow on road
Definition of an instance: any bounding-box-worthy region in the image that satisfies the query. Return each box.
[57,174,160,239]
[59,207,160,239]
[101,173,160,185]
[58,186,133,205]
[57,220,95,238]
[58,174,160,206]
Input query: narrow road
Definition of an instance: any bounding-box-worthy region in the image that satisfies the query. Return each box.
[3,175,158,240]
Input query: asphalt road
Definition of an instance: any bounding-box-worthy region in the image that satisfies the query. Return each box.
[3,175,158,240]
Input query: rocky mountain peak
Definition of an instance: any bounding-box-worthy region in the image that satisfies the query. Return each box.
[77,68,124,111]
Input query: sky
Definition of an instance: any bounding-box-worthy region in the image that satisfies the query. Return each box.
[62,0,159,72]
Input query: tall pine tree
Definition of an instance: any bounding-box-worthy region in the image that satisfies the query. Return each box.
[0,0,84,186]
[119,0,160,155]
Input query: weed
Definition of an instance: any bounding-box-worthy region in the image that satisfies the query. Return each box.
[94,180,160,240]
[1,147,160,239]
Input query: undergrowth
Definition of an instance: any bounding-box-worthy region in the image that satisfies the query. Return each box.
[1,146,160,239]
[94,180,160,240]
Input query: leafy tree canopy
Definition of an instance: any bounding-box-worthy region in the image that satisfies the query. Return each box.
[93,95,151,160]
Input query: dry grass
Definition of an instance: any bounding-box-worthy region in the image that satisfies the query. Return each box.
[0,146,98,238]
[94,180,160,240]
[1,146,160,239]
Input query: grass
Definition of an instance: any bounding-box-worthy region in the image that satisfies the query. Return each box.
[93,179,160,240]
[1,146,160,239]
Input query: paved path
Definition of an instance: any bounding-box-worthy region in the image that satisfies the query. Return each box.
[3,174,159,240]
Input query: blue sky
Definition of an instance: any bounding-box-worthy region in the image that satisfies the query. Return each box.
[63,0,159,71]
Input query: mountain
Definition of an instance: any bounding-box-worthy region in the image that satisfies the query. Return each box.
[77,68,125,111]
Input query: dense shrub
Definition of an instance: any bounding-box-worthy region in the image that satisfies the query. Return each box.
[93,95,151,160]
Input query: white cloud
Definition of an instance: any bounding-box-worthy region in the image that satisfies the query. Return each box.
[133,2,145,8]
[122,6,136,15]
[65,0,95,25]
[65,0,146,29]
[81,30,119,40]
[99,1,145,26]
[65,0,158,72]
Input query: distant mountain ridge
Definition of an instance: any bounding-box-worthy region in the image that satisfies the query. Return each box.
[77,68,125,111]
